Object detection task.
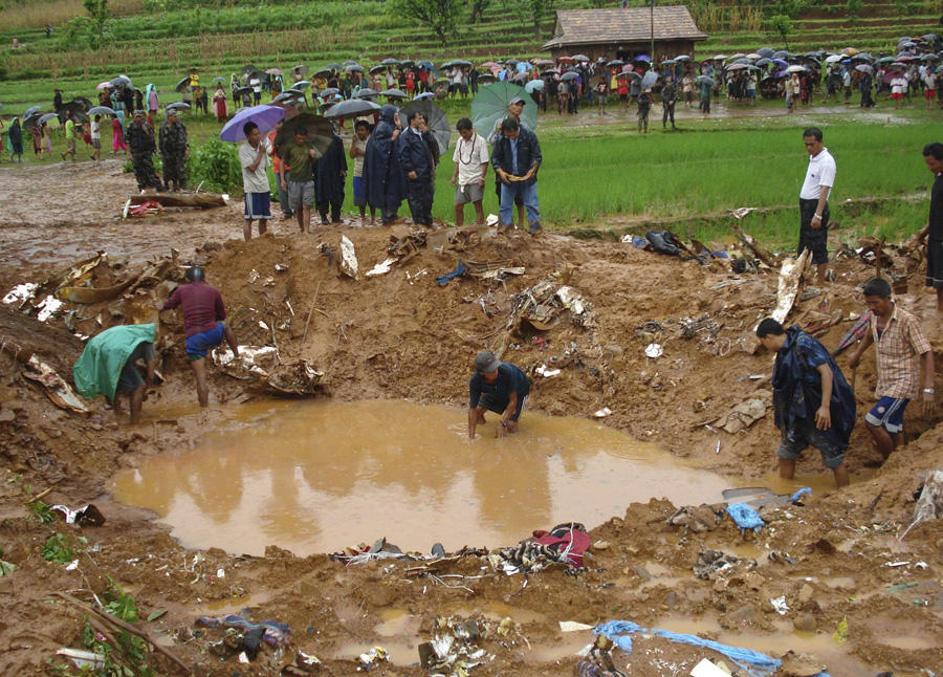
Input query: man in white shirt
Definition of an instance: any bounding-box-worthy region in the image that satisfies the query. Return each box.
[450,117,490,226]
[239,121,271,241]
[798,127,836,285]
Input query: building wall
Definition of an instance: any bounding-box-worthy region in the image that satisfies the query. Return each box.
[549,39,698,62]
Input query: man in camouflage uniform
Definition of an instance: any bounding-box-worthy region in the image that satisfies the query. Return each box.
[126,110,161,192]
[159,108,189,191]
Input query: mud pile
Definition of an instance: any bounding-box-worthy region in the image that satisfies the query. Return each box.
[0,161,941,674]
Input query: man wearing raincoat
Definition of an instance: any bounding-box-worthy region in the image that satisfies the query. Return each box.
[363,104,405,225]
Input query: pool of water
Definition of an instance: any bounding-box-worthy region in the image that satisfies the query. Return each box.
[111,399,732,556]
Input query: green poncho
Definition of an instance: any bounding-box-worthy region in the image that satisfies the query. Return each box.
[73,324,157,403]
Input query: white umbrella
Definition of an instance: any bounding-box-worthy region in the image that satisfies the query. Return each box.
[785,65,806,73]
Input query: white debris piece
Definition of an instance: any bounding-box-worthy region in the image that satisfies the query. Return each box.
[592,407,612,418]
[56,648,105,670]
[36,295,64,322]
[486,214,499,227]
[3,282,38,305]
[559,621,594,632]
[691,658,732,677]
[556,286,585,315]
[214,346,279,375]
[535,365,561,378]
[365,257,397,277]
[770,596,789,615]
[645,343,664,359]
[340,235,359,279]
[771,249,811,324]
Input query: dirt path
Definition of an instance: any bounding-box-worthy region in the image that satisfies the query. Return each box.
[0,156,941,675]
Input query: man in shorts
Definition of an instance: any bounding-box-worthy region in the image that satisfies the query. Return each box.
[73,323,159,425]
[278,126,320,233]
[160,266,239,408]
[756,318,856,488]
[848,277,935,463]
[349,120,375,224]
[450,118,489,226]
[239,121,271,240]
[467,350,531,439]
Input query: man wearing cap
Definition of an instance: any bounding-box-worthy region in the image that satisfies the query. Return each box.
[159,266,239,408]
[468,351,532,439]
[489,96,528,230]
[126,110,161,192]
[159,108,189,192]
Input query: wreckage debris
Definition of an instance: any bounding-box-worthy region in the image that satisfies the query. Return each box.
[214,346,324,397]
[51,503,106,527]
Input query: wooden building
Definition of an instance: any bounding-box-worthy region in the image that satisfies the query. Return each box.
[542,6,708,62]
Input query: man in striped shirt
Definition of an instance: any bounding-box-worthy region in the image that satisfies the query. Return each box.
[848,278,935,462]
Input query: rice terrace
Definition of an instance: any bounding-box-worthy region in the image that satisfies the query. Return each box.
[1,0,943,675]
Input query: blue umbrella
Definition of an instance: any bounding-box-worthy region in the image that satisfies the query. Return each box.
[634,54,652,63]
[219,104,285,142]
[524,79,545,93]
[414,92,435,101]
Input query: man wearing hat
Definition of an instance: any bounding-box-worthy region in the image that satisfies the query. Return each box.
[468,350,532,439]
[159,266,239,408]
[159,108,189,192]
[126,110,161,192]
[488,96,529,230]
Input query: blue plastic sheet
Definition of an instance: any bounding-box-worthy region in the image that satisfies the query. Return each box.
[594,620,831,677]
[790,486,812,504]
[435,261,466,286]
[726,502,764,533]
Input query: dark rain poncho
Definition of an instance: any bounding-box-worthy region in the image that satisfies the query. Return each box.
[772,326,856,447]
[316,133,347,205]
[363,104,404,216]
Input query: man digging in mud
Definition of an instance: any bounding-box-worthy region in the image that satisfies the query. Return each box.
[467,350,531,439]
[756,318,856,488]
[847,277,935,464]
[159,266,239,408]
[73,323,159,425]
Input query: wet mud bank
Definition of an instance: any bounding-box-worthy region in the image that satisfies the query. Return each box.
[1,162,942,674]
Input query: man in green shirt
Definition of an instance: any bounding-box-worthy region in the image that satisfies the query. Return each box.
[278,127,321,233]
[61,113,77,161]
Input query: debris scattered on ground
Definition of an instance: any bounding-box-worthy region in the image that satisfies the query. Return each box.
[50,503,105,526]
[901,469,943,539]
[559,621,595,632]
[56,648,105,670]
[592,407,612,418]
[365,257,397,277]
[535,364,561,378]
[644,343,663,359]
[24,356,90,414]
[417,616,492,675]
[436,261,467,286]
[726,503,765,534]
[356,646,389,671]
[772,249,811,323]
[340,234,359,279]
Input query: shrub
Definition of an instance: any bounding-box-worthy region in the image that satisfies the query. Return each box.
[187,137,242,194]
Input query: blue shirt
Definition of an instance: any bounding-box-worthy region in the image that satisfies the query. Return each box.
[509,138,519,175]
[469,363,531,408]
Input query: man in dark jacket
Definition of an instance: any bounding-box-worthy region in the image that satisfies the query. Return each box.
[127,110,161,192]
[756,318,856,488]
[363,104,405,225]
[159,108,188,191]
[316,130,347,225]
[397,110,435,227]
[491,117,542,235]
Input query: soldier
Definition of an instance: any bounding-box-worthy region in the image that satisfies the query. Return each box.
[126,110,161,193]
[159,108,189,192]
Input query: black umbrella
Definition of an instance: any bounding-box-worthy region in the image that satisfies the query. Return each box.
[242,64,258,76]
[275,113,336,157]
[441,59,472,69]
[607,59,624,67]
[346,64,365,73]
[560,71,580,81]
[757,47,775,58]
[369,64,389,75]
[399,99,450,152]
[235,86,254,96]
[175,76,190,93]
[381,88,407,99]
[380,58,399,66]
[323,98,381,119]
[320,87,340,98]
[314,68,334,78]
[355,88,379,99]
[478,73,497,83]
[23,105,41,118]
[72,96,93,110]
[166,102,191,112]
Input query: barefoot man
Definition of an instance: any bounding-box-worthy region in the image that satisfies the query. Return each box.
[160,266,239,407]
[468,351,531,439]
[756,318,856,488]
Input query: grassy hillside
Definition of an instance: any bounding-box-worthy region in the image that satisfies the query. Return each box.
[1,0,941,112]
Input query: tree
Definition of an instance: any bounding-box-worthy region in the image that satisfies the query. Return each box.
[84,0,110,43]
[468,0,491,24]
[522,0,556,38]
[767,14,793,50]
[390,0,460,45]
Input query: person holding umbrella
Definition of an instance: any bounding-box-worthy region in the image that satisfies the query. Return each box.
[397,110,436,227]
[279,126,321,233]
[239,121,272,240]
[126,110,161,192]
[159,108,189,192]
[492,117,542,235]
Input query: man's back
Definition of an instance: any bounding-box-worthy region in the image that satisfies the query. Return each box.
[164,283,225,337]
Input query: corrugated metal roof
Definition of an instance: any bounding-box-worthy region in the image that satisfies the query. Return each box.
[543,6,707,49]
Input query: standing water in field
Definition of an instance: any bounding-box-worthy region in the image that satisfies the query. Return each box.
[111,400,730,556]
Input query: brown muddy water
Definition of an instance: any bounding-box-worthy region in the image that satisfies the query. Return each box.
[111,399,734,556]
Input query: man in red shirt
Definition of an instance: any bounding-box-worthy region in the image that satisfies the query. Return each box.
[160,266,239,407]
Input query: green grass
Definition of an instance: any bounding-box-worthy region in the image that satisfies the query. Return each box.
[7,103,935,250]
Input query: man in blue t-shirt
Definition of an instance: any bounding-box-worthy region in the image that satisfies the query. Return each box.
[468,350,531,439]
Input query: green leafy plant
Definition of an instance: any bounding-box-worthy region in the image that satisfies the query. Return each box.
[29,500,55,524]
[42,533,74,564]
[187,137,242,194]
